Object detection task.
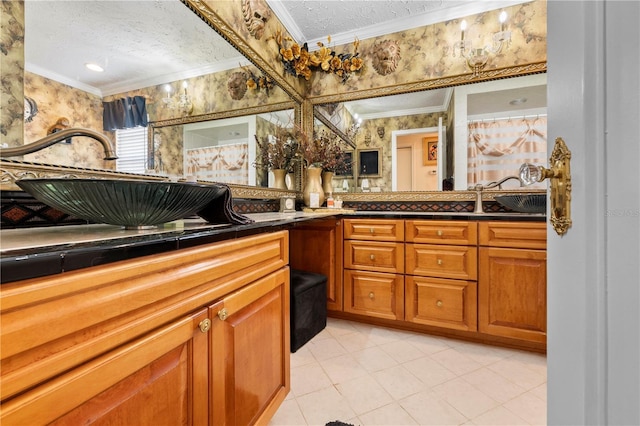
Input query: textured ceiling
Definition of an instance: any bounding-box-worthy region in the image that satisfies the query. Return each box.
[25,0,245,96]
[266,0,529,46]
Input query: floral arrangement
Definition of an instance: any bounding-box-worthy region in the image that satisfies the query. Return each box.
[271,30,363,83]
[296,129,350,173]
[254,125,298,172]
[244,66,275,95]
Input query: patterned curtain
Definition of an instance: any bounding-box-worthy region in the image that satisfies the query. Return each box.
[467,116,547,188]
[185,143,248,185]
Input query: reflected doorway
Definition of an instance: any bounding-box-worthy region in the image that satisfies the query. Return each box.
[393,127,441,191]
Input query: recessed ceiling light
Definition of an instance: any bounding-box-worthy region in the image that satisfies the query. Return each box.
[509,97,527,105]
[85,63,104,72]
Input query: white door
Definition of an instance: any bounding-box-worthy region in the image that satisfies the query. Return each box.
[547,2,639,425]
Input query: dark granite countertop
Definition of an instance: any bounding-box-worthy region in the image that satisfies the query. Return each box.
[1,211,545,284]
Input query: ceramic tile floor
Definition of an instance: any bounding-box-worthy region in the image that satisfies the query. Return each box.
[269,318,546,426]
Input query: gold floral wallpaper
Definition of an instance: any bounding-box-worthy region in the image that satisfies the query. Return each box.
[202,0,545,100]
[307,0,546,98]
[23,73,108,169]
[1,0,25,145]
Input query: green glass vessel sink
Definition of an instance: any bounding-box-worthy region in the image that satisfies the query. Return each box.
[16,178,226,229]
[495,194,546,214]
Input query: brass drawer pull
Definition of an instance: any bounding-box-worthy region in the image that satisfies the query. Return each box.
[198,318,211,333]
[437,259,443,265]
[436,230,443,236]
[436,300,443,307]
[217,308,228,321]
[369,292,375,300]
[370,254,375,260]
[370,227,375,234]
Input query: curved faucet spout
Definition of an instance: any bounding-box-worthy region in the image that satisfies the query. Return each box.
[0,128,118,160]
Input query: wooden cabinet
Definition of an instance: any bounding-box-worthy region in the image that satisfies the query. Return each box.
[405,220,478,332]
[335,218,547,351]
[343,219,404,320]
[478,222,547,344]
[210,268,290,426]
[290,218,343,311]
[0,232,290,425]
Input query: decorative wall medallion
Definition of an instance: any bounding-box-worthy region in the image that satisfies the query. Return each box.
[371,39,401,76]
[241,0,271,40]
[24,97,38,123]
[227,71,248,100]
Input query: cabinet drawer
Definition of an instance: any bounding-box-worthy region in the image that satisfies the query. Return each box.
[344,241,404,273]
[405,276,477,331]
[343,219,404,241]
[406,244,477,280]
[343,270,404,321]
[479,221,546,249]
[405,220,477,245]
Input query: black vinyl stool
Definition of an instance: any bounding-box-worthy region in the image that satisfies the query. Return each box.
[290,269,327,353]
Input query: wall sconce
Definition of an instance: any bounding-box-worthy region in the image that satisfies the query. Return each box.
[452,10,511,76]
[347,114,363,139]
[163,81,193,115]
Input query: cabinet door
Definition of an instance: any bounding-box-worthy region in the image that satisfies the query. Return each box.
[478,247,547,343]
[1,309,210,426]
[290,218,343,311]
[405,276,477,331]
[343,270,404,321]
[210,268,290,426]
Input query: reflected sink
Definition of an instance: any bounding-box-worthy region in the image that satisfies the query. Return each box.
[16,178,226,229]
[495,194,546,214]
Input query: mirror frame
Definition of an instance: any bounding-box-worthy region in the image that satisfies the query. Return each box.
[148,101,300,198]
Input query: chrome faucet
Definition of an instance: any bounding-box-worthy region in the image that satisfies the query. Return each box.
[469,175,523,214]
[483,175,523,190]
[0,128,118,160]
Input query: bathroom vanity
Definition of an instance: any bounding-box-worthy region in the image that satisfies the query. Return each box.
[0,210,546,424]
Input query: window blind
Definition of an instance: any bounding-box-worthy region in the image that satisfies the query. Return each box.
[115,127,148,174]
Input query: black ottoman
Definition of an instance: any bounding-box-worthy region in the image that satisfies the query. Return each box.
[290,269,327,352]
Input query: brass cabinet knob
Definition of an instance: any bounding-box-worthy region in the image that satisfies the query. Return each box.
[437,259,443,265]
[368,292,375,300]
[436,300,443,307]
[198,318,211,333]
[436,230,443,236]
[217,308,228,321]
[370,227,375,234]
[370,254,375,260]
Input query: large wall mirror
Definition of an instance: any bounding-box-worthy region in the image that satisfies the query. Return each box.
[313,73,547,192]
[17,0,298,191]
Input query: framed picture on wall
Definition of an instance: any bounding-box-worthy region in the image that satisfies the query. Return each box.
[358,148,381,177]
[423,138,437,165]
[335,150,354,177]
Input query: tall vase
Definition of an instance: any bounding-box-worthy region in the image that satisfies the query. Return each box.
[271,169,288,190]
[322,171,334,196]
[303,166,325,207]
